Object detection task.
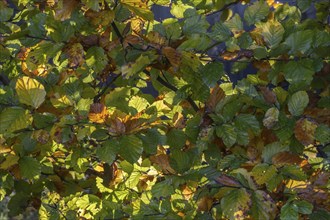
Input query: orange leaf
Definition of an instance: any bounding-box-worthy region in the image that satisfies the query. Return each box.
[88,103,108,123]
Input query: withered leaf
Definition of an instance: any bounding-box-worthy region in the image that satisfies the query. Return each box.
[294,118,318,145]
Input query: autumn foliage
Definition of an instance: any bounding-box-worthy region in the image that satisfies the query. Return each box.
[0,0,329,219]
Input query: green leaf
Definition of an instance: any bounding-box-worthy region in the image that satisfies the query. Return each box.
[201,62,224,87]
[224,14,243,32]
[0,107,32,133]
[221,188,250,218]
[140,129,164,154]
[18,157,41,179]
[251,164,277,185]
[315,124,330,145]
[309,209,330,220]
[209,22,232,42]
[262,142,289,163]
[263,107,280,129]
[119,135,143,164]
[244,1,269,26]
[86,47,108,73]
[216,124,237,148]
[96,140,120,164]
[234,114,260,135]
[170,2,194,19]
[151,181,174,198]
[128,96,149,112]
[284,60,315,85]
[167,129,186,150]
[0,2,14,22]
[183,14,209,36]
[288,91,309,116]
[178,34,212,51]
[15,76,46,109]
[257,20,285,48]
[121,53,157,78]
[169,149,191,173]
[280,165,307,180]
[295,200,313,214]
[280,202,299,220]
[297,0,312,12]
[284,30,314,55]
[251,190,276,220]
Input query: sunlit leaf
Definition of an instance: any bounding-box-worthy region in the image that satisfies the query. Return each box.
[15,76,46,109]
[0,107,32,133]
[121,0,154,21]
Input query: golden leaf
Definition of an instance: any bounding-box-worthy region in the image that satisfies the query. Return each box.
[88,103,108,123]
[15,76,46,109]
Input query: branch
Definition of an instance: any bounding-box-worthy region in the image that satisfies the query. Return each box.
[204,0,240,17]
[110,21,200,112]
[143,69,199,112]
[111,21,124,43]
[94,73,121,102]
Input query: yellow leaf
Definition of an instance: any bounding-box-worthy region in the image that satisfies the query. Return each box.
[0,154,19,170]
[15,76,46,109]
[121,0,154,21]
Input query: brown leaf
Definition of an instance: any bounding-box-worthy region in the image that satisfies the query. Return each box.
[197,197,214,212]
[150,154,176,174]
[206,84,225,111]
[253,60,271,73]
[107,117,126,135]
[214,175,241,187]
[294,118,318,146]
[162,46,182,68]
[173,112,185,129]
[259,86,277,104]
[55,0,79,21]
[67,43,85,68]
[89,103,108,124]
[271,152,304,166]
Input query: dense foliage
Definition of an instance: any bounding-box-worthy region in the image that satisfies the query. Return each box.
[0,0,329,219]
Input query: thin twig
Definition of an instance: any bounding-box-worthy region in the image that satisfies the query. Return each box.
[143,69,199,112]
[204,0,240,17]
[94,73,121,102]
